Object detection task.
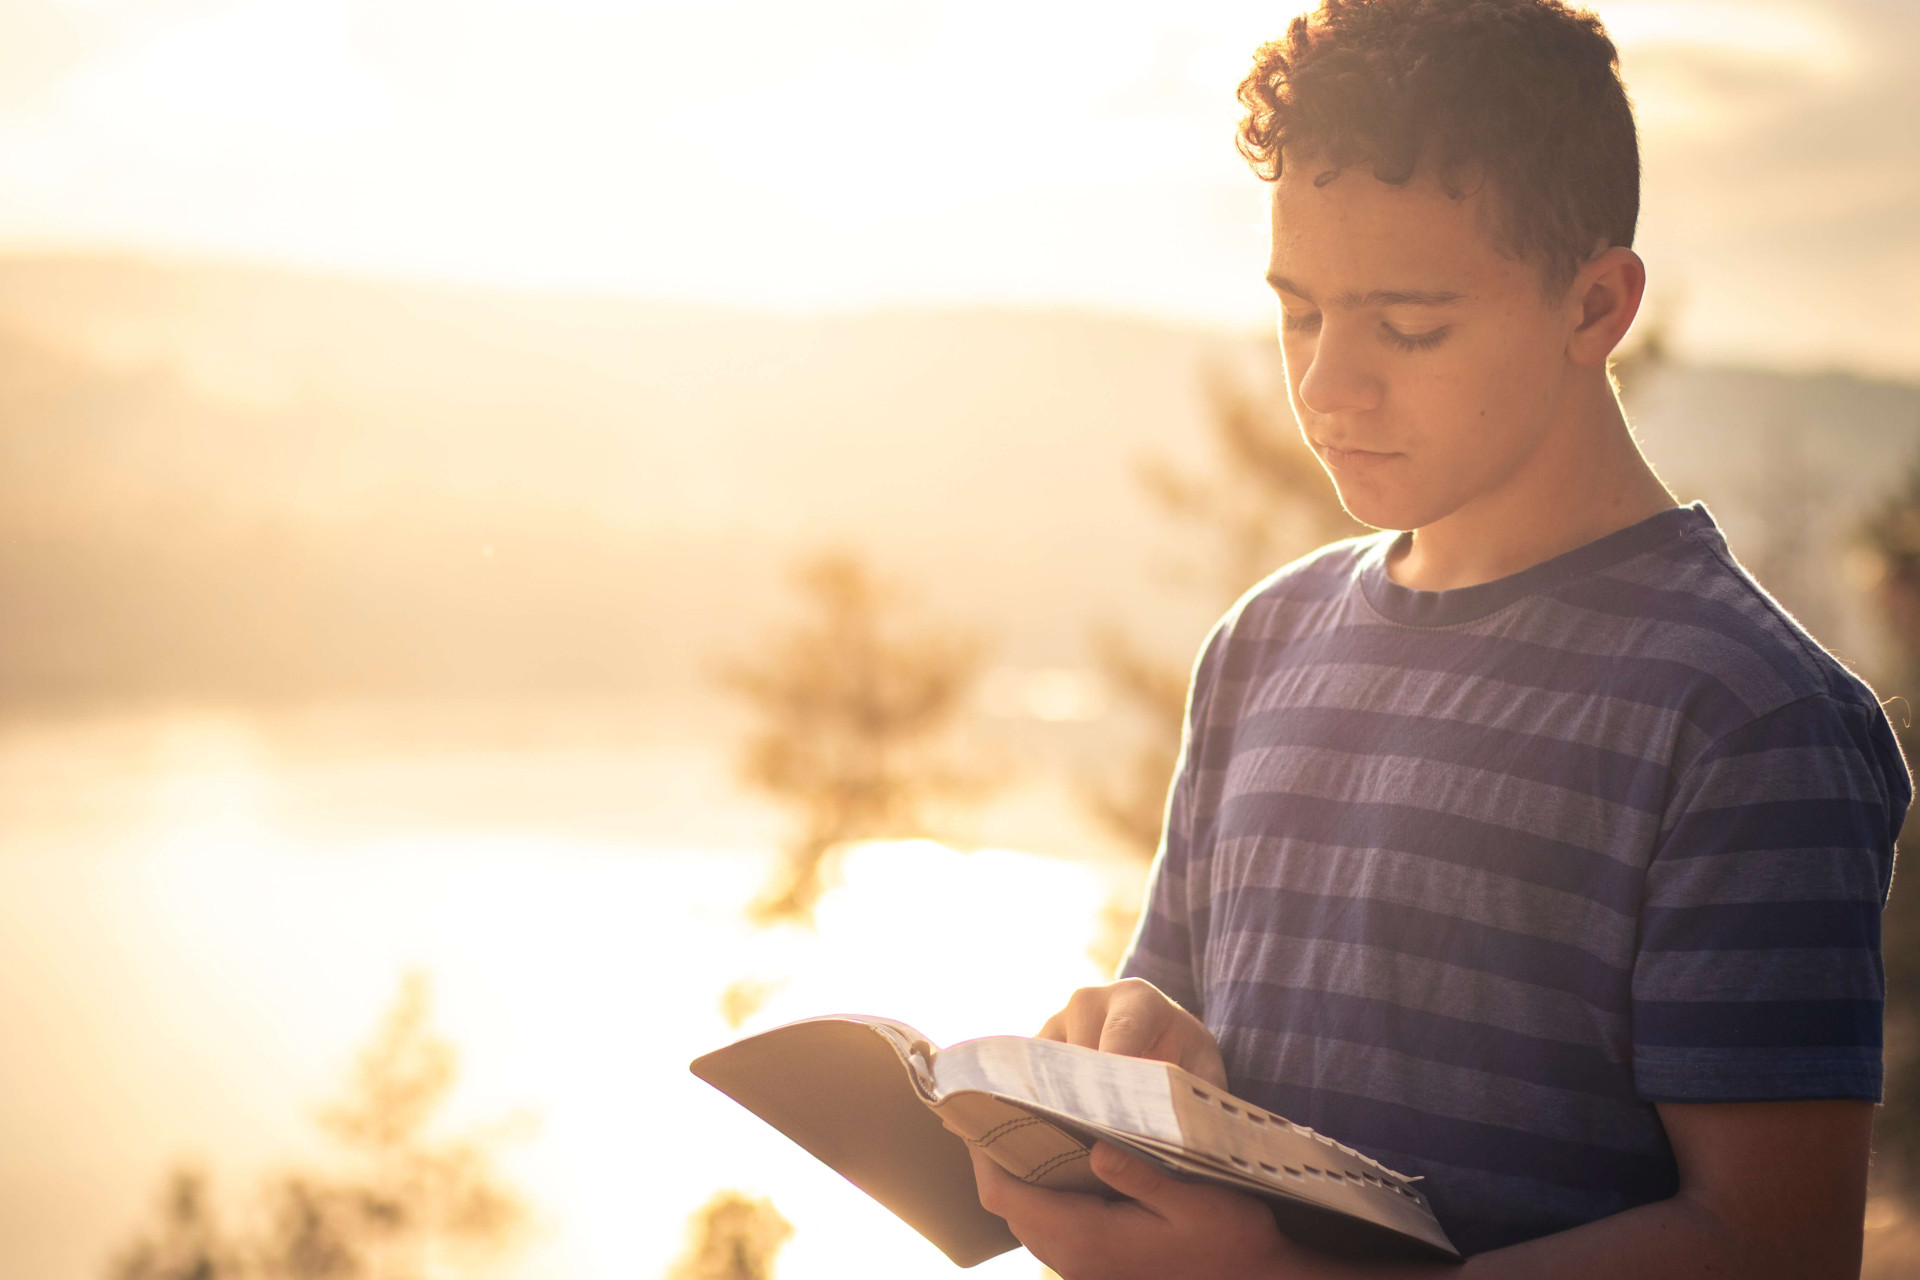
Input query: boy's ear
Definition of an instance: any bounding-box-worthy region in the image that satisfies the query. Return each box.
[1566,245,1646,368]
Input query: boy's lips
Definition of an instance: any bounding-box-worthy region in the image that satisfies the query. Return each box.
[1314,441,1401,471]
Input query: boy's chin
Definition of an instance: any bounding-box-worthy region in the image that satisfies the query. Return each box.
[1329,487,1427,535]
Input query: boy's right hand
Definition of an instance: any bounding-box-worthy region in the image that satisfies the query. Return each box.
[1037,978,1229,1090]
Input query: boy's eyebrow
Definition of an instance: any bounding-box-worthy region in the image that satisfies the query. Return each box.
[1266,274,1464,308]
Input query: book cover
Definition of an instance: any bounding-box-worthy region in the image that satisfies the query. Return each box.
[691,1014,1459,1267]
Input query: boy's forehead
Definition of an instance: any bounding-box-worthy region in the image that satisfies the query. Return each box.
[1266,156,1513,298]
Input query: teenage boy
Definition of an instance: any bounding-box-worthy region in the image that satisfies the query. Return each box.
[957,2,1910,1277]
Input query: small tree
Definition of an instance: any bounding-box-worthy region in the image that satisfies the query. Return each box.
[1088,350,1358,866]
[720,551,990,923]
[717,977,783,1029]
[108,975,528,1280]
[1137,355,1365,604]
[1079,350,1357,972]
[110,1168,244,1280]
[667,1192,793,1280]
[1856,458,1920,1196]
[285,972,526,1280]
[253,1178,358,1280]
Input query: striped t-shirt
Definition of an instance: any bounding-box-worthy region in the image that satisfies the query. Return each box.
[1120,503,1909,1256]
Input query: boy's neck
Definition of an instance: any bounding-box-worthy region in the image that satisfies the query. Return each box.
[1386,376,1677,593]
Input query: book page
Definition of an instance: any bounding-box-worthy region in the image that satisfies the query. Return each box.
[695,1016,1460,1264]
[930,1037,1183,1147]
[929,1036,1452,1259]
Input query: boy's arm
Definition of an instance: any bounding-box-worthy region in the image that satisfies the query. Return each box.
[1447,1097,1872,1280]
[966,1096,1871,1280]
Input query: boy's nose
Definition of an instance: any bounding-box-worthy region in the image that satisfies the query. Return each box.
[1296,327,1385,417]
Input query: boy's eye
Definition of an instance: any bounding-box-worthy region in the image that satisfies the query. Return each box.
[1382,323,1450,352]
[1281,310,1322,334]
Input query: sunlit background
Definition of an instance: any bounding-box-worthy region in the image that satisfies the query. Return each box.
[4,2,1920,1279]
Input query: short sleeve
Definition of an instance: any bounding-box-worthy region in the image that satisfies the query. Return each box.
[1117,622,1231,1017]
[1631,692,1909,1102]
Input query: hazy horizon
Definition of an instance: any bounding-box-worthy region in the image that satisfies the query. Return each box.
[0,1,1914,378]
[6,4,1920,1278]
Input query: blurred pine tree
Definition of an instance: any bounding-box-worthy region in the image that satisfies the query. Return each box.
[107,975,527,1280]
[666,1192,791,1280]
[1856,462,1920,1195]
[108,1168,244,1280]
[719,551,992,923]
[1085,349,1358,868]
[1081,348,1356,973]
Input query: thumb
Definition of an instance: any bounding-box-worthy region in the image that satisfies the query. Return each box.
[1088,1141,1180,1207]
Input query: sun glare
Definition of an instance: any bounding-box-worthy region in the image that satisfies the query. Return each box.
[0,708,1120,1280]
[0,0,1905,370]
[4,3,1919,1278]
[0,0,1304,321]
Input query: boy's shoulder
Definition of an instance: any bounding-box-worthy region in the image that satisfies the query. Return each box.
[1208,531,1386,643]
[1584,509,1881,719]
[1183,530,1387,719]
[1203,507,1888,743]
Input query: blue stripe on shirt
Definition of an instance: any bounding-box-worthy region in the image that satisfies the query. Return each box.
[1121,504,1908,1255]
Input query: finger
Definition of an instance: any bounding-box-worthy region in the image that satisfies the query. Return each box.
[966,1146,1019,1222]
[965,1144,1023,1211]
[1059,987,1109,1049]
[966,1144,1110,1225]
[1087,1141,1176,1209]
[967,1143,1161,1278]
[1036,1011,1066,1042]
[1089,1142,1247,1229]
[1096,989,1167,1059]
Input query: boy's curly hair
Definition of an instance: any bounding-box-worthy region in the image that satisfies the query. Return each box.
[1237,0,1638,294]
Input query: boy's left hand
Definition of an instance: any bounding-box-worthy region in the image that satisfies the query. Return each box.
[963,1137,1339,1280]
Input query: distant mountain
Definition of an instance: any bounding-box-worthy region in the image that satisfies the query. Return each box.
[0,252,1914,709]
[0,254,1233,707]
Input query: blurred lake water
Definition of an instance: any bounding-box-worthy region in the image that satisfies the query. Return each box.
[0,701,1123,1280]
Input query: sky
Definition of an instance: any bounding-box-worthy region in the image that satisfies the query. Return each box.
[0,0,1913,377]
[2,9,1918,1277]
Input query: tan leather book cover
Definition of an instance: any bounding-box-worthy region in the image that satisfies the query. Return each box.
[691,1015,1460,1268]
[691,1017,1020,1266]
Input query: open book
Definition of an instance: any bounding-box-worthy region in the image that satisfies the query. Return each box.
[691,1014,1459,1267]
